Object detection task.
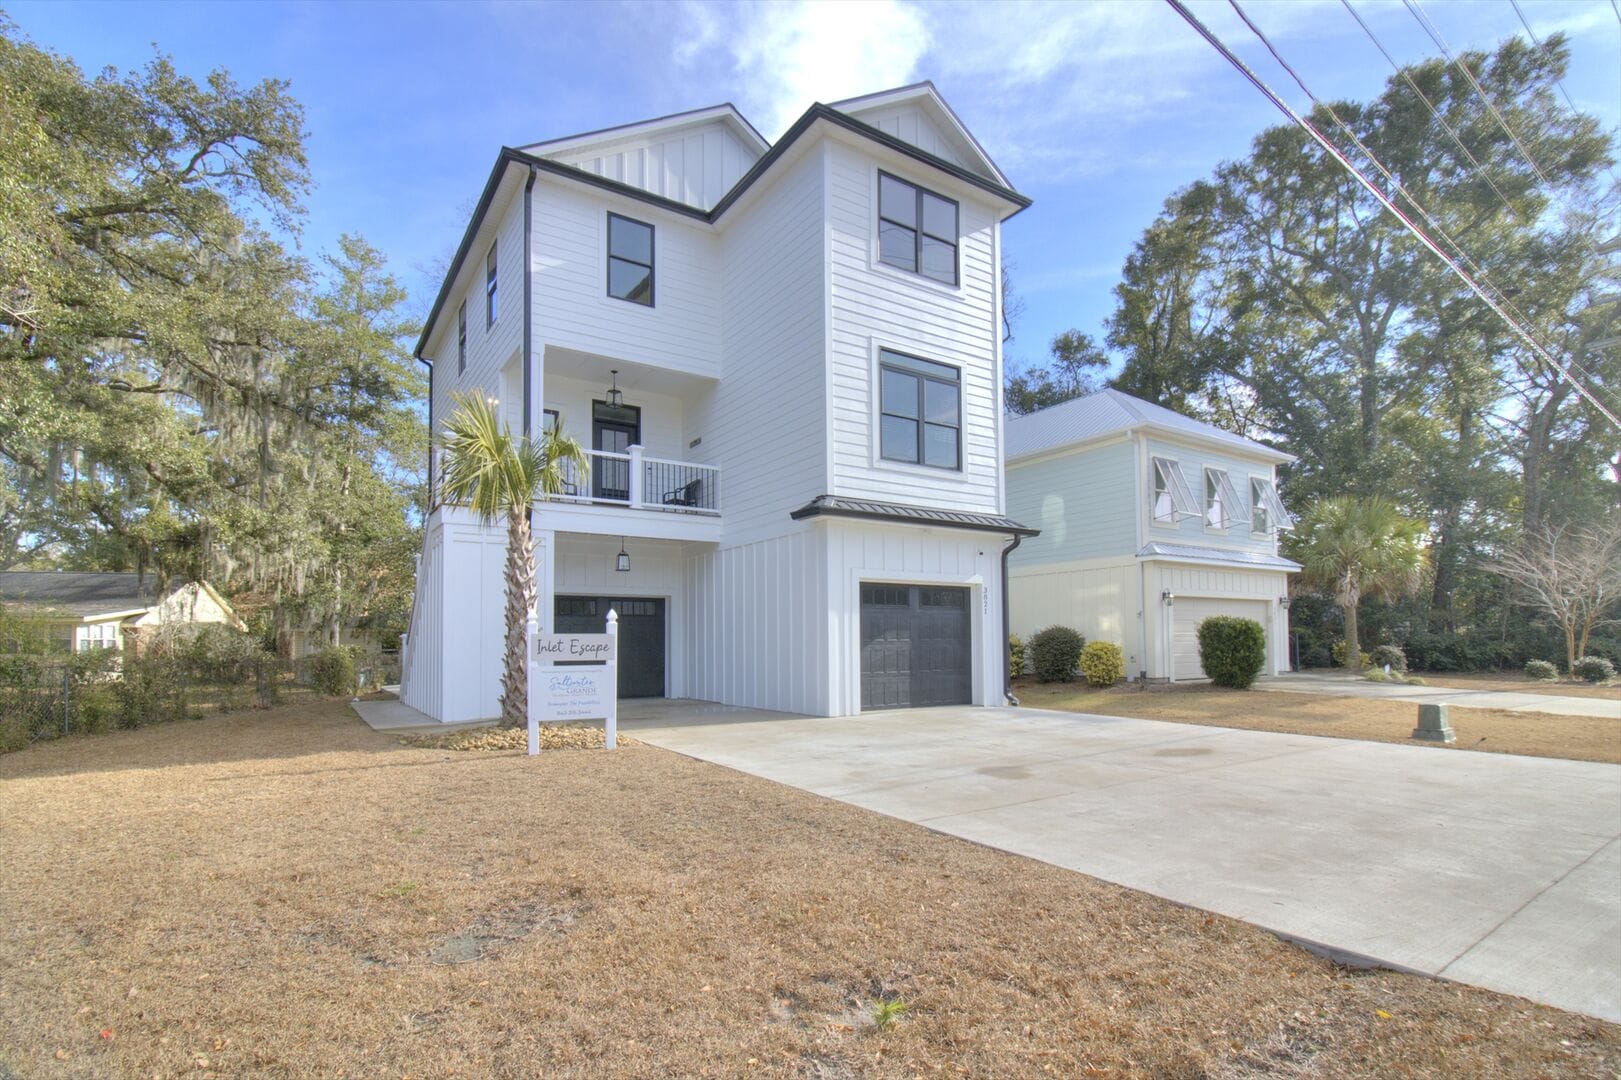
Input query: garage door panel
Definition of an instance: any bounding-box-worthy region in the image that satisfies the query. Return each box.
[860,584,971,710]
[1172,598,1269,681]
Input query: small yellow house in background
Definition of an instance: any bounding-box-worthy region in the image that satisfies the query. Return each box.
[0,571,247,653]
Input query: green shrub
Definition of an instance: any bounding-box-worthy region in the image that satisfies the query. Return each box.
[312,647,358,696]
[1370,644,1407,672]
[1029,626,1085,683]
[1524,659,1558,682]
[1197,616,1267,690]
[1079,641,1125,687]
[1402,674,1426,686]
[1572,656,1616,684]
[1364,669,1388,683]
[1331,640,1373,669]
[1008,635,1025,678]
[1401,631,1502,673]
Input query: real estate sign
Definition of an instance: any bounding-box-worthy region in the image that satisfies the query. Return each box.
[526,613,620,754]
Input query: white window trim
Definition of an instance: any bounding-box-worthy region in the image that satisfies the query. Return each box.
[1204,467,1252,532]
[1251,476,1295,533]
[866,168,963,296]
[866,341,973,482]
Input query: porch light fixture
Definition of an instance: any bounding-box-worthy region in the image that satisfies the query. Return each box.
[616,537,630,573]
[1161,590,1174,606]
[606,369,623,409]
[1279,596,1290,609]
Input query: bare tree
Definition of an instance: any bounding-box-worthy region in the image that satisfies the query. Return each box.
[1493,517,1621,671]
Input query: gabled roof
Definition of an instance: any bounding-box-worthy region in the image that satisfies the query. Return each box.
[415,93,1032,361]
[0,571,156,618]
[1005,389,1294,465]
[519,102,770,160]
[829,81,1011,188]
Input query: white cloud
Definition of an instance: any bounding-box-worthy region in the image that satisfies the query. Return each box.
[675,0,930,137]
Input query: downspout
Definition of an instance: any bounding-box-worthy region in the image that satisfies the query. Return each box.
[522,165,536,438]
[1001,532,1023,706]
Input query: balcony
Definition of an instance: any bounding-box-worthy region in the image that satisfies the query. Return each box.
[552,447,719,515]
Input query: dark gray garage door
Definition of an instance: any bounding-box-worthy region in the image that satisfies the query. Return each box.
[860,584,972,709]
[554,596,665,698]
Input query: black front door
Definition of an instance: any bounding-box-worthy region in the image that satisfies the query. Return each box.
[554,595,665,699]
[592,400,640,501]
[859,584,972,709]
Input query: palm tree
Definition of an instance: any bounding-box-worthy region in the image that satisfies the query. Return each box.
[438,392,588,727]
[1290,496,1427,671]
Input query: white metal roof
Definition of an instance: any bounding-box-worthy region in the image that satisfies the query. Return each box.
[1005,389,1294,464]
[1136,542,1301,571]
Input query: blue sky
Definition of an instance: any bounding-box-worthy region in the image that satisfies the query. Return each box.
[9,0,1619,376]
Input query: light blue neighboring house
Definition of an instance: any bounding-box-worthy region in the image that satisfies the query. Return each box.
[1005,389,1300,681]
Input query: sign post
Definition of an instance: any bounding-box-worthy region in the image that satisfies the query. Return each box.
[528,608,620,754]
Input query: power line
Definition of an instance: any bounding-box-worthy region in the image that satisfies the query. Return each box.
[1507,0,1621,188]
[1338,0,1522,222]
[1234,0,1611,399]
[1403,0,1552,186]
[1163,0,1621,429]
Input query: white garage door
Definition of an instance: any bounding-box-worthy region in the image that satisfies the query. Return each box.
[1171,598,1271,681]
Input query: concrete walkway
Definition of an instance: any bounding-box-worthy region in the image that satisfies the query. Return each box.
[351,697,490,734]
[1259,672,1620,719]
[621,699,1621,1022]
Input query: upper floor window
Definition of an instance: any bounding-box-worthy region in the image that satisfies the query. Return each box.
[878,172,958,286]
[457,301,467,374]
[879,349,960,469]
[1151,456,1197,523]
[607,213,654,306]
[1251,477,1294,534]
[485,242,498,326]
[1204,468,1250,530]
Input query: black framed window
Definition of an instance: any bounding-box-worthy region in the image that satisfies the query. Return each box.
[607,213,654,306]
[879,349,960,469]
[456,301,467,374]
[878,172,958,286]
[485,242,498,326]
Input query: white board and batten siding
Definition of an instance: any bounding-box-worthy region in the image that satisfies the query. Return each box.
[838,101,976,174]
[824,519,1000,717]
[1148,561,1290,680]
[1007,558,1143,675]
[400,508,508,723]
[824,139,1004,518]
[546,119,761,211]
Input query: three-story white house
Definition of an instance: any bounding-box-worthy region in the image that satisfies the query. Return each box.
[400,83,1035,722]
[1005,390,1298,681]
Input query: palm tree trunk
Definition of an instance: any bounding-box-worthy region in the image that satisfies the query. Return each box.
[500,507,536,728]
[1342,603,1361,671]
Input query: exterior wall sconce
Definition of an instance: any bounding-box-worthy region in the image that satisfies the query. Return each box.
[1279,596,1290,609]
[616,537,630,573]
[1161,590,1174,606]
[606,369,623,409]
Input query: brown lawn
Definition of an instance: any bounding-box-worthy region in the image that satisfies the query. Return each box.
[1410,671,1621,701]
[1,700,1617,1078]
[1014,681,1621,765]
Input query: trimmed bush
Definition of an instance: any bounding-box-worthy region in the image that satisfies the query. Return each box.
[1197,616,1267,690]
[1403,674,1426,686]
[1572,656,1616,684]
[1029,626,1085,683]
[312,647,358,696]
[1008,635,1026,678]
[1331,640,1373,670]
[1364,669,1388,683]
[1370,644,1407,672]
[1524,659,1558,682]
[1079,641,1125,687]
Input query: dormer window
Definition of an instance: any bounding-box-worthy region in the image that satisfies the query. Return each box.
[878,172,958,286]
[607,213,654,306]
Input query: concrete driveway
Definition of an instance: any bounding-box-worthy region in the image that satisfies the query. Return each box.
[621,700,1621,1023]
